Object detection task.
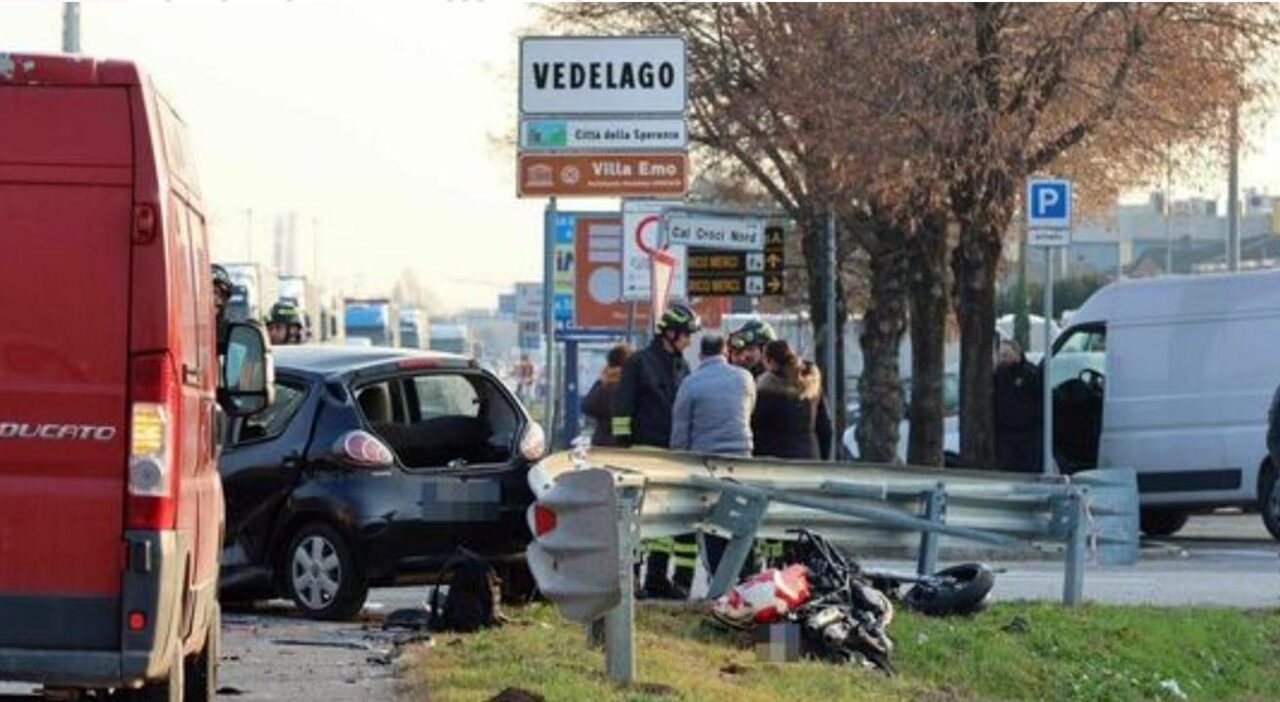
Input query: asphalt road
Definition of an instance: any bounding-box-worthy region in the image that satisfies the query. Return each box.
[2,512,1275,701]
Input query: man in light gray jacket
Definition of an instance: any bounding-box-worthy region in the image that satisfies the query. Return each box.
[670,333,756,581]
[670,334,756,455]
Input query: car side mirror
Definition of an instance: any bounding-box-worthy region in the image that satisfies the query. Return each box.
[220,322,274,417]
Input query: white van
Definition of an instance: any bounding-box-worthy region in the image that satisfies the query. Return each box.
[1050,269,1280,539]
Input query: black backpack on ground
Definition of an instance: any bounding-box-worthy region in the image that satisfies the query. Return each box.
[430,549,504,633]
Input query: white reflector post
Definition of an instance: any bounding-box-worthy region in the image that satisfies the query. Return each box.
[525,468,621,623]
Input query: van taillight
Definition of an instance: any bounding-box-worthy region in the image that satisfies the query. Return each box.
[127,353,179,530]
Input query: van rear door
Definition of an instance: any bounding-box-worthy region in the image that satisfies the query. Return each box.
[0,85,133,651]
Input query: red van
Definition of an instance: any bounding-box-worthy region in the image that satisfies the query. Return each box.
[0,54,269,700]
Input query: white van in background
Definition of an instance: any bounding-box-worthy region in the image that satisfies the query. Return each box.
[1049,269,1280,539]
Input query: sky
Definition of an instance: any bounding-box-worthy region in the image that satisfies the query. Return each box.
[3,1,1280,311]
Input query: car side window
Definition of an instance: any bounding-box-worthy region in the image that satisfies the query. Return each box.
[236,382,307,444]
[414,375,480,420]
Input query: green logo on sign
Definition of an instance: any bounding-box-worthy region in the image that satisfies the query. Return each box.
[526,120,568,148]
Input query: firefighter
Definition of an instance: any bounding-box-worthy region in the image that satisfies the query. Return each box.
[613,303,700,599]
[729,319,778,378]
[267,301,305,345]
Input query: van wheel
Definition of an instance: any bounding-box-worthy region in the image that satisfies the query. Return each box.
[1260,466,1280,541]
[184,602,219,702]
[1139,509,1190,537]
[283,523,367,621]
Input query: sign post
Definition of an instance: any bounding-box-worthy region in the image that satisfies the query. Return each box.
[1026,178,1072,476]
[543,198,559,444]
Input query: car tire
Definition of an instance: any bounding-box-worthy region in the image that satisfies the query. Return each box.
[184,602,219,702]
[283,522,368,621]
[1260,464,1280,541]
[903,563,995,616]
[1139,508,1190,537]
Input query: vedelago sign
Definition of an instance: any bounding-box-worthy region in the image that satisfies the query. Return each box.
[520,36,687,115]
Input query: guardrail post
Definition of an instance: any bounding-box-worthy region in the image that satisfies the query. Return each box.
[1062,490,1087,606]
[916,482,946,576]
[704,489,771,599]
[604,487,639,684]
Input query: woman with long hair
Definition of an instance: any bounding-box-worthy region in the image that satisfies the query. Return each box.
[751,339,833,460]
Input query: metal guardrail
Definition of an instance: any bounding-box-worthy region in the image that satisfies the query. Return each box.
[526,447,1141,684]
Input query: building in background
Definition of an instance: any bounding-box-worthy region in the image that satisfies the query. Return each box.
[1009,190,1280,285]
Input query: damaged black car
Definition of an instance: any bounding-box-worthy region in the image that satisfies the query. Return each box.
[217,345,545,620]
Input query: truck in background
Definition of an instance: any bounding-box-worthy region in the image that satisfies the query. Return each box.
[221,262,278,323]
[429,323,471,355]
[344,298,398,347]
[398,307,429,349]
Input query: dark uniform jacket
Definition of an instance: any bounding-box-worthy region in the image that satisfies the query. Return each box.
[582,367,622,447]
[611,337,689,448]
[994,358,1044,472]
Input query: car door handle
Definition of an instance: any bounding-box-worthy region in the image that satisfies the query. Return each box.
[183,364,200,384]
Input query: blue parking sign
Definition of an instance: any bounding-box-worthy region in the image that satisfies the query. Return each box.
[1027,178,1071,229]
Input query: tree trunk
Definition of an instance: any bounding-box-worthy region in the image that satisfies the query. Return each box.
[906,216,950,467]
[952,204,1011,469]
[855,238,908,463]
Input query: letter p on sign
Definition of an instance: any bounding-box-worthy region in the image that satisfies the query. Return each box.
[1027,178,1072,229]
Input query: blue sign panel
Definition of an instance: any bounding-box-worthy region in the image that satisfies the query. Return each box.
[1027,178,1072,229]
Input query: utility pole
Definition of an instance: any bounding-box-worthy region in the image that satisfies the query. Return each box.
[62,2,80,54]
[1164,155,1173,275]
[824,212,838,462]
[1227,101,1241,272]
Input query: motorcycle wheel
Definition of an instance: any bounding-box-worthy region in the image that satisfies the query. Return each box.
[903,563,995,616]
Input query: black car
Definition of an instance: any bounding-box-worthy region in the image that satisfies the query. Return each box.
[217,345,545,620]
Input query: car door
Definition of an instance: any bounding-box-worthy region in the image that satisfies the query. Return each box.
[400,371,525,554]
[219,375,314,566]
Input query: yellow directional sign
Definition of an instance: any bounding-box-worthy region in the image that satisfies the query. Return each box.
[687,224,786,297]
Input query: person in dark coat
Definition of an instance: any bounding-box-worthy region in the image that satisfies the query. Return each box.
[582,343,632,447]
[612,303,700,600]
[994,339,1044,472]
[752,340,834,460]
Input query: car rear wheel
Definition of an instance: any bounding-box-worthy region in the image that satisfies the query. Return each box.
[283,523,368,621]
[1139,508,1190,537]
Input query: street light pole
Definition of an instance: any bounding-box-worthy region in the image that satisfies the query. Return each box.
[1227,101,1241,273]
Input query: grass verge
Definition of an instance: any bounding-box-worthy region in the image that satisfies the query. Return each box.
[402,601,1280,702]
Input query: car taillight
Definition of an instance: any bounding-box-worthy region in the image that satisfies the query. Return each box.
[127,353,179,530]
[336,430,395,467]
[533,504,557,537]
[520,421,546,461]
